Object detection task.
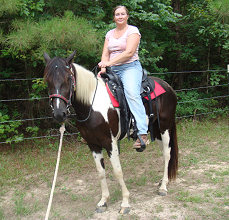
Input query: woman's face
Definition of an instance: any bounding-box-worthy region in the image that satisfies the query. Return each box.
[113,7,129,26]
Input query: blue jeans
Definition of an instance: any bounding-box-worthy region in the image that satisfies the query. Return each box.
[111,60,148,135]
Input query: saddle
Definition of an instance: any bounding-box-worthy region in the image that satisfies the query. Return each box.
[101,68,130,140]
[100,67,166,142]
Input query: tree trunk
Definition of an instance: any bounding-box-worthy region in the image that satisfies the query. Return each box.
[171,0,183,89]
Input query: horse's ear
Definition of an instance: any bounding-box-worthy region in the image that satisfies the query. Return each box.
[44,52,51,63]
[66,51,76,64]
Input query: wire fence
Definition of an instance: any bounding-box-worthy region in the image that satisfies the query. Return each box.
[0,69,228,144]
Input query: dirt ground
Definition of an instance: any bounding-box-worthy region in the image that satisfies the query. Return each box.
[1,141,228,220]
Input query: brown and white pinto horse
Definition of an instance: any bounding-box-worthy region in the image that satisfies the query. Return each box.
[43,51,178,214]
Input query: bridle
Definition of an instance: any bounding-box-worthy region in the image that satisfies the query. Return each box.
[48,63,99,122]
[49,64,76,112]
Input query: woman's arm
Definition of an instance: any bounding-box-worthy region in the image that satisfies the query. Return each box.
[99,39,110,74]
[99,33,140,68]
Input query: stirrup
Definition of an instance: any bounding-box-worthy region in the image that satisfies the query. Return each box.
[133,135,149,152]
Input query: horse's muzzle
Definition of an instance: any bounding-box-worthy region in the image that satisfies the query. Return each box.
[53,108,67,123]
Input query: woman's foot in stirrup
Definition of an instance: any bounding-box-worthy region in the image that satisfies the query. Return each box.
[133,134,149,149]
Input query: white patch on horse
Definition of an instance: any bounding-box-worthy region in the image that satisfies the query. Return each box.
[56,89,60,109]
[159,129,171,193]
[92,80,114,122]
[73,63,115,122]
[92,151,109,207]
[109,136,130,208]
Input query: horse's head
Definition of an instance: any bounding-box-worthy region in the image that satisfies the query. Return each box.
[44,51,76,123]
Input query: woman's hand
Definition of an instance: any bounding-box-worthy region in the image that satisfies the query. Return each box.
[98,67,106,77]
[98,61,111,77]
[98,61,110,68]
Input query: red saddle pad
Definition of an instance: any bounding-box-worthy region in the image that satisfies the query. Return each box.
[106,81,166,108]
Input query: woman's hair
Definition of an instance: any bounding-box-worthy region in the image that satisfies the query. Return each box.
[113,5,129,16]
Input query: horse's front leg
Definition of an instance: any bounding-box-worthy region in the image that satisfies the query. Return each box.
[109,138,130,214]
[92,151,110,213]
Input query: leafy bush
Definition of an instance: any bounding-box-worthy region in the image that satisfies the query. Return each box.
[209,71,226,86]
[26,126,39,137]
[30,78,47,99]
[4,11,101,67]
[0,111,23,143]
[0,0,20,16]
[176,90,218,117]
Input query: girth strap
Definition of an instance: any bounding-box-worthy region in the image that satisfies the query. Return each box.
[145,89,154,142]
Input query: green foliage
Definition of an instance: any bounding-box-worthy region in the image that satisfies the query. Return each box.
[176,91,216,117]
[0,112,23,143]
[209,71,225,86]
[0,28,3,44]
[26,126,39,137]
[131,0,180,25]
[197,21,229,48]
[173,0,229,70]
[30,79,47,99]
[1,0,228,72]
[0,0,45,18]
[4,11,101,66]
[0,70,11,78]
[127,0,181,71]
[209,0,229,24]
[0,0,20,16]
[19,0,45,17]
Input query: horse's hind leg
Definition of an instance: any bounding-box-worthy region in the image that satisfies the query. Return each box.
[157,130,171,196]
[92,151,110,213]
[109,139,130,214]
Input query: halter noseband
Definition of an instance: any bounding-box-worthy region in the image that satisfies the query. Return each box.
[49,64,76,110]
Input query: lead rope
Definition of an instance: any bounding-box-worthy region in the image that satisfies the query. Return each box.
[45,123,65,220]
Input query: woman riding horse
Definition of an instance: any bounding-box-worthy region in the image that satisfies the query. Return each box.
[44,51,178,214]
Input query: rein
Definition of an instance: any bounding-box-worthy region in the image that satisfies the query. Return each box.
[74,73,98,123]
[45,123,65,220]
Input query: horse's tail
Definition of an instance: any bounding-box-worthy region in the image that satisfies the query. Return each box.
[168,119,178,180]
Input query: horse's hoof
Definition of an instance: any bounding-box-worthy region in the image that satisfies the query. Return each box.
[95,203,107,213]
[119,207,130,214]
[158,189,167,196]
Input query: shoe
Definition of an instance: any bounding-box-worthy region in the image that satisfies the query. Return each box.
[133,134,149,149]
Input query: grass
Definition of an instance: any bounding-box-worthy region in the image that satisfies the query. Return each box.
[13,191,30,216]
[173,118,229,219]
[0,209,4,220]
[110,188,122,203]
[176,191,207,203]
[0,117,228,219]
[12,191,41,217]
